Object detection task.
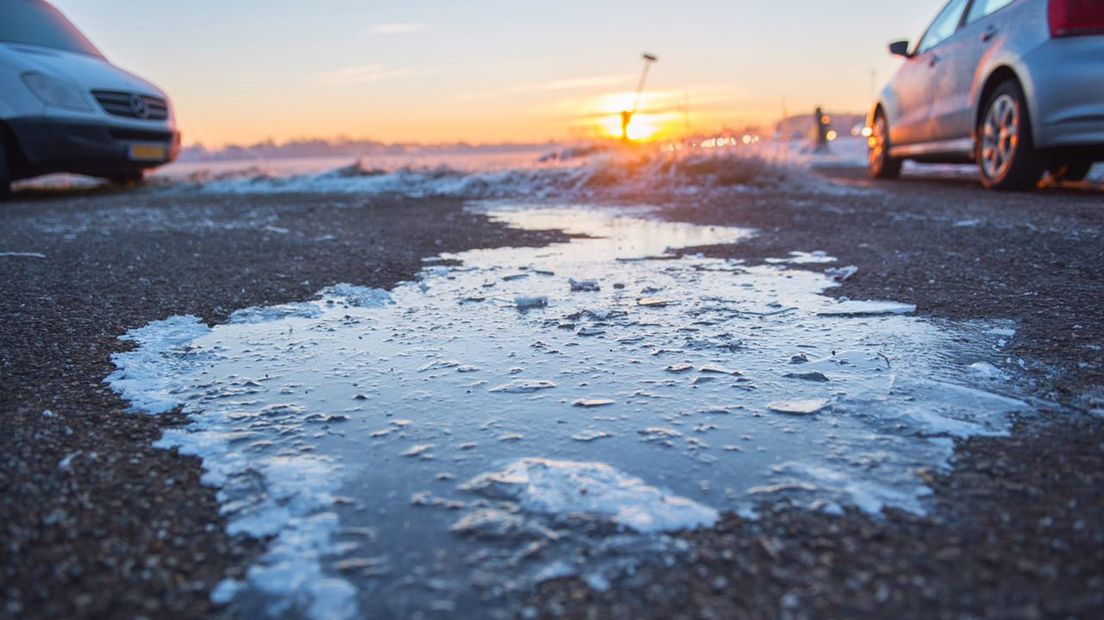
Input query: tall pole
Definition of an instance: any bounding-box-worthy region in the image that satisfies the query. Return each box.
[623,53,658,141]
[632,53,658,115]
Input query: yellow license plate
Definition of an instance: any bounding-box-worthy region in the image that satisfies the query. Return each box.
[129,144,167,161]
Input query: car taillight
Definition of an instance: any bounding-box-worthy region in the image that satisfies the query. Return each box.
[1049,0,1104,37]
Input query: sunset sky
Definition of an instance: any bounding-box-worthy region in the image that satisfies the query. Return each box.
[52,0,948,147]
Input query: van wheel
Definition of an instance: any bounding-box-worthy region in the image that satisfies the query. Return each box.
[868,113,902,179]
[109,172,144,187]
[1048,159,1093,183]
[0,145,11,201]
[977,80,1045,191]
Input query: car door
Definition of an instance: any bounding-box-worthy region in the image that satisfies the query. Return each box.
[892,0,971,146]
[928,0,1018,143]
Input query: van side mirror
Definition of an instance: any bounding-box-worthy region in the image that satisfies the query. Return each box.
[889,40,912,57]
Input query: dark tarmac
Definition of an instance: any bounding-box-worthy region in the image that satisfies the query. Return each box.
[1,169,1101,619]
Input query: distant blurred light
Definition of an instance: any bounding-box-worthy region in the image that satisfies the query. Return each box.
[861,126,873,138]
[826,130,838,141]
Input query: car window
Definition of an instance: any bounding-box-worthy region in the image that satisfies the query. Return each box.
[0,0,104,58]
[966,0,1015,24]
[916,0,970,54]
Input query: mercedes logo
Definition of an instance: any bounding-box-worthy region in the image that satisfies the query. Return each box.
[129,94,150,119]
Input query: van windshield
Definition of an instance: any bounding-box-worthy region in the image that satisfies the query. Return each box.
[0,0,104,58]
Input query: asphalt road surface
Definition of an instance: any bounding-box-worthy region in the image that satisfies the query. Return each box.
[1,168,1101,619]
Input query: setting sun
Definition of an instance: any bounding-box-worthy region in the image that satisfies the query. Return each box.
[589,91,679,142]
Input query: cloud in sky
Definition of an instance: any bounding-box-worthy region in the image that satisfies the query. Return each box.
[314,64,418,86]
[366,22,430,35]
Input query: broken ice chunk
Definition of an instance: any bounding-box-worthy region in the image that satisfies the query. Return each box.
[572,430,612,442]
[783,371,830,382]
[401,444,433,457]
[638,427,683,441]
[449,509,555,540]
[489,380,557,393]
[817,301,916,317]
[765,250,836,265]
[457,458,717,533]
[768,399,831,415]
[825,265,858,282]
[569,278,600,292]
[515,296,548,309]
[699,365,741,376]
[572,399,615,408]
[637,297,674,308]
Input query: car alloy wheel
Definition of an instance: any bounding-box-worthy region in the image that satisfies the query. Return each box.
[867,114,901,179]
[976,80,1045,191]
[980,93,1019,181]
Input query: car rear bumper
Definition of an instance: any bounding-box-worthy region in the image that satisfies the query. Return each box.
[1023,35,1104,151]
[4,116,180,179]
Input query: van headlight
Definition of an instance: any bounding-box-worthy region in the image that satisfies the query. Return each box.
[21,72,92,111]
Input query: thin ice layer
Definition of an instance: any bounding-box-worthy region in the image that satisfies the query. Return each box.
[107,205,1026,618]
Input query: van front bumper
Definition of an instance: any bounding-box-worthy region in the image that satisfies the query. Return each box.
[5,116,180,180]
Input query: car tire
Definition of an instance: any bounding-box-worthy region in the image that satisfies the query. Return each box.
[1048,159,1093,183]
[868,112,902,180]
[0,143,11,201]
[977,81,1045,191]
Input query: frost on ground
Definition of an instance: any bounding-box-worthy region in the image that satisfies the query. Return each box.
[108,204,1025,619]
[173,142,802,201]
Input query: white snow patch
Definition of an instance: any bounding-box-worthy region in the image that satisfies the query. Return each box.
[107,316,212,414]
[459,458,718,533]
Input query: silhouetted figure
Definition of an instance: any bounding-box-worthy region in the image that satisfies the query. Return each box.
[621,110,633,141]
[814,106,830,153]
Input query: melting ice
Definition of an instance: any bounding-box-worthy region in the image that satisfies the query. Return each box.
[108,204,1025,618]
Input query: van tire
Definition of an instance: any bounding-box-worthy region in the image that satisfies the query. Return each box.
[109,172,144,187]
[0,144,11,201]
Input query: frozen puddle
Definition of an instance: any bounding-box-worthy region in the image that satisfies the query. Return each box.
[108,204,1025,618]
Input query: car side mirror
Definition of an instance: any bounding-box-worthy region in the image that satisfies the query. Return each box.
[889,40,912,57]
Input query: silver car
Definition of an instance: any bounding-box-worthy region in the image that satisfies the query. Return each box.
[867,0,1104,190]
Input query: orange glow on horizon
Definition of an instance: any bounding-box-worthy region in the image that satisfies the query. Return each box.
[587,91,681,143]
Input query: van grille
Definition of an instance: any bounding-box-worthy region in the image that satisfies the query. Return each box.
[108,128,175,142]
[91,90,169,121]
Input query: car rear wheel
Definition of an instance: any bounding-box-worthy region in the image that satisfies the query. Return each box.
[0,144,11,201]
[977,81,1045,191]
[1048,159,1093,183]
[868,113,902,179]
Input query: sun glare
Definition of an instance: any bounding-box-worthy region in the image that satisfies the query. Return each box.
[588,91,678,142]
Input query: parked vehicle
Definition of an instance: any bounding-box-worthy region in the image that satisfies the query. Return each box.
[0,0,179,199]
[868,0,1104,190]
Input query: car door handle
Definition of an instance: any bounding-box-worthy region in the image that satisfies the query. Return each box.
[980,27,998,42]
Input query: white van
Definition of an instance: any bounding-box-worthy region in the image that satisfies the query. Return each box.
[0,0,179,198]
